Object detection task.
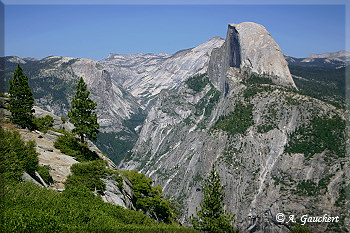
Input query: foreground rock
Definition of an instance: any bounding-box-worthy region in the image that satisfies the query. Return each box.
[1,102,135,210]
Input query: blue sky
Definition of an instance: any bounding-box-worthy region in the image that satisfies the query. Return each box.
[4,3,346,60]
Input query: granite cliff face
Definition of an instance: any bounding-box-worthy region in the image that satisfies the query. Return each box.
[124,23,348,232]
[208,22,296,92]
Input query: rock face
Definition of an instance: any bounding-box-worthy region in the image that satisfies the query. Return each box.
[33,106,74,132]
[208,22,296,92]
[0,97,10,121]
[101,37,225,106]
[124,22,348,232]
[101,178,135,210]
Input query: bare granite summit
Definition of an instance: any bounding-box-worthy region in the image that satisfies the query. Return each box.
[208,22,296,92]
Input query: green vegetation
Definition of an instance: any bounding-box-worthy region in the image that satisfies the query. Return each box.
[68,77,99,144]
[61,58,78,69]
[289,65,345,108]
[289,224,312,233]
[242,72,275,100]
[213,101,254,136]
[243,72,274,85]
[96,131,136,164]
[257,105,279,133]
[37,165,54,185]
[296,180,319,196]
[54,132,99,162]
[65,160,109,192]
[7,64,35,129]
[33,115,54,133]
[1,125,195,232]
[61,116,66,123]
[185,73,210,92]
[191,165,238,233]
[2,181,197,232]
[31,76,77,109]
[335,184,349,207]
[195,86,221,117]
[0,126,39,180]
[121,170,175,223]
[183,116,194,125]
[123,111,147,133]
[285,114,346,158]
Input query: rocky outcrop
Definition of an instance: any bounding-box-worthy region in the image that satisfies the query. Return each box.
[0,96,10,120]
[101,178,135,210]
[33,106,74,131]
[208,22,296,92]
[1,102,135,210]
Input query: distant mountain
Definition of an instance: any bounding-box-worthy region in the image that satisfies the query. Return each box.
[308,50,350,61]
[100,36,225,106]
[284,50,349,68]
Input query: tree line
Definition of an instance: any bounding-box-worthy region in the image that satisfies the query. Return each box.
[7,64,99,155]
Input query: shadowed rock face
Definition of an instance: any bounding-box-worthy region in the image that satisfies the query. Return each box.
[209,22,296,92]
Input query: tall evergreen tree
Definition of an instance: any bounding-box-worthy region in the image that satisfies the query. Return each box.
[8,64,35,129]
[68,77,99,144]
[191,165,238,233]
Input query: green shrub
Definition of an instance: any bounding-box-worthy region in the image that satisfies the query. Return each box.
[244,72,274,85]
[37,165,53,185]
[65,160,109,192]
[289,224,313,233]
[213,101,254,136]
[0,127,39,181]
[33,115,54,133]
[54,132,99,162]
[121,170,175,223]
[296,180,318,196]
[185,73,209,92]
[61,116,66,123]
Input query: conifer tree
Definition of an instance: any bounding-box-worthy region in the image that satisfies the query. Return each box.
[68,77,99,145]
[8,64,35,129]
[191,165,238,233]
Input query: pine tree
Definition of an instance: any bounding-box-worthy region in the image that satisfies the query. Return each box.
[191,165,238,233]
[8,64,35,129]
[68,77,99,145]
